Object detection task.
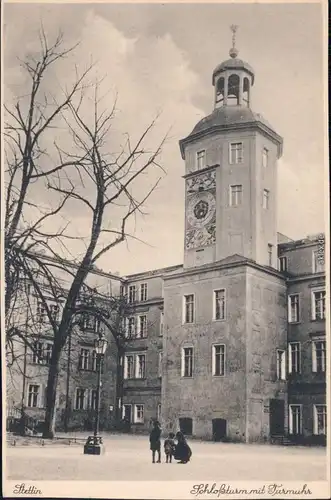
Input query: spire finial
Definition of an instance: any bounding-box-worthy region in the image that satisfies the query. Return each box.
[229,24,239,58]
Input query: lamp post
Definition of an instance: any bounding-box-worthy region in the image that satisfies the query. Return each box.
[84,332,108,455]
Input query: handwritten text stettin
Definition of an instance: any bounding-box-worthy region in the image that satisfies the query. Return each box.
[13,483,42,495]
[190,483,312,497]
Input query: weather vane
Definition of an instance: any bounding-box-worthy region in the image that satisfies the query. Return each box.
[229,25,239,58]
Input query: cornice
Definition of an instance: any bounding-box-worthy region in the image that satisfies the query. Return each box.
[179,120,283,159]
[163,257,286,282]
[182,163,218,180]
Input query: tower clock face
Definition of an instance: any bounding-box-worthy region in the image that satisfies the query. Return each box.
[187,192,216,229]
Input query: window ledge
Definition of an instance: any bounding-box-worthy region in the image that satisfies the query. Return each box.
[212,318,226,323]
[124,378,147,381]
[212,374,225,378]
[311,318,325,322]
[288,321,301,325]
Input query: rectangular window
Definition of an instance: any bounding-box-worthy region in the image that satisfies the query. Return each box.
[288,342,301,374]
[262,147,269,168]
[134,404,144,424]
[157,403,161,421]
[263,189,270,209]
[79,348,90,370]
[181,347,193,377]
[313,250,325,273]
[214,289,226,320]
[160,312,164,336]
[27,384,40,408]
[268,244,273,266]
[158,351,163,378]
[91,350,97,372]
[95,318,104,335]
[49,304,59,321]
[124,355,134,379]
[137,315,147,338]
[44,343,52,365]
[278,256,288,272]
[36,301,47,323]
[288,294,300,323]
[83,314,95,331]
[276,349,286,380]
[312,289,326,320]
[32,341,43,364]
[140,283,148,301]
[136,354,146,379]
[128,285,136,304]
[312,340,326,373]
[120,285,125,297]
[230,185,243,206]
[127,317,136,338]
[212,344,225,376]
[183,294,194,324]
[289,405,302,435]
[313,405,327,435]
[229,142,243,164]
[196,150,206,170]
[75,388,87,410]
[90,389,98,410]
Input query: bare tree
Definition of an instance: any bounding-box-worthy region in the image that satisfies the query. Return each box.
[5,29,165,438]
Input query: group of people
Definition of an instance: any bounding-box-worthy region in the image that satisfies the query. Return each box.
[149,420,192,464]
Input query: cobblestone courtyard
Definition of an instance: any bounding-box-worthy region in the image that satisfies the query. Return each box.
[6,433,327,482]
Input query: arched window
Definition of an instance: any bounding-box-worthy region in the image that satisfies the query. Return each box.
[227,74,240,106]
[215,77,224,107]
[243,77,250,106]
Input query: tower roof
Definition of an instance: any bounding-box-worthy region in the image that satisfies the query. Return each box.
[212,58,255,85]
[179,106,283,159]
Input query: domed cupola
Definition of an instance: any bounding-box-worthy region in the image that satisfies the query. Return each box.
[212,25,254,108]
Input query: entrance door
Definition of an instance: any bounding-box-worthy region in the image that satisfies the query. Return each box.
[123,404,132,422]
[212,419,227,441]
[269,399,285,436]
[179,417,193,436]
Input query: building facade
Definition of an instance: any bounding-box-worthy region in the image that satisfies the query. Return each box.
[6,43,326,444]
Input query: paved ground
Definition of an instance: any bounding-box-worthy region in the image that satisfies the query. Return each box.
[6,433,327,482]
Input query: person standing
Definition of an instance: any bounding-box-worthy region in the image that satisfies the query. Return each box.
[164,432,176,463]
[149,420,161,463]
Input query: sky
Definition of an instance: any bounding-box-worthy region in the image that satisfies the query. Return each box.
[3,1,326,276]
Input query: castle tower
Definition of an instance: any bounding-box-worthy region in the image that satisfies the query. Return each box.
[180,26,283,269]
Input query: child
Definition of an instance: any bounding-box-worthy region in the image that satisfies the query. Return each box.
[149,420,161,463]
[164,432,175,463]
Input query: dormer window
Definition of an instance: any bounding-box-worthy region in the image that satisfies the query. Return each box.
[196,150,206,170]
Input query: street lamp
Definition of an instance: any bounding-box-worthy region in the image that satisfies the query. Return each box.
[84,332,108,455]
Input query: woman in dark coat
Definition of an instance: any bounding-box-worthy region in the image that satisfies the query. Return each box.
[173,431,192,464]
[149,420,161,463]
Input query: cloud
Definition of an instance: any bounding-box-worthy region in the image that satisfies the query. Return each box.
[4,5,325,275]
[4,8,203,274]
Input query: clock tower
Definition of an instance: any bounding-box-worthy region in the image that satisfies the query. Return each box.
[180,27,283,269]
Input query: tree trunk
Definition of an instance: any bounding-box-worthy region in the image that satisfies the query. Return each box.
[115,344,124,423]
[42,351,61,439]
